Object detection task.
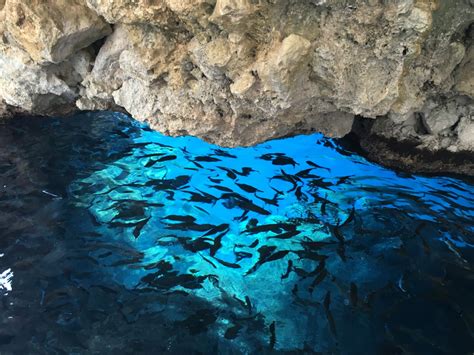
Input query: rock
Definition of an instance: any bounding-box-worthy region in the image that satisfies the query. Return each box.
[4,0,111,64]
[457,117,474,150]
[421,101,461,135]
[455,44,474,98]
[0,0,472,160]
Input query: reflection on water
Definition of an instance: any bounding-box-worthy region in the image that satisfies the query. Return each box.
[0,112,473,354]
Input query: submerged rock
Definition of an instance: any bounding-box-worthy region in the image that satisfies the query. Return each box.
[0,0,472,165]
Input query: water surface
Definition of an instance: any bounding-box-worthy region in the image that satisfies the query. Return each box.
[0,112,473,354]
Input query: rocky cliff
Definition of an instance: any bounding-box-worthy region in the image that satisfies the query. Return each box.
[0,0,473,169]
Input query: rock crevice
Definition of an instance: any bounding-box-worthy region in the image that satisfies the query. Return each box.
[0,0,473,167]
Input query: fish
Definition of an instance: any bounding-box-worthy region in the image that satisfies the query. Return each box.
[339,205,355,227]
[210,230,226,256]
[281,260,293,280]
[133,217,151,238]
[295,168,319,179]
[217,166,237,179]
[208,176,223,184]
[207,184,233,193]
[350,282,358,307]
[200,254,217,268]
[245,218,258,230]
[248,239,259,248]
[267,230,300,240]
[306,160,330,171]
[245,223,296,234]
[224,324,243,339]
[202,223,229,237]
[255,192,280,206]
[245,296,252,315]
[245,246,289,275]
[163,215,196,223]
[270,170,299,192]
[323,291,337,337]
[184,190,218,204]
[194,155,221,162]
[269,321,276,349]
[221,193,270,215]
[213,149,237,158]
[236,182,262,194]
[213,256,241,269]
[234,250,253,261]
[308,269,328,294]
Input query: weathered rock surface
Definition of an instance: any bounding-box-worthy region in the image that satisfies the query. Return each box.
[0,0,473,167]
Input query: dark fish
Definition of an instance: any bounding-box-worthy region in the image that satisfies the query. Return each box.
[213,256,241,269]
[235,167,255,176]
[157,155,177,162]
[245,296,252,315]
[269,321,276,349]
[213,149,237,158]
[306,160,330,171]
[208,176,223,184]
[246,218,258,230]
[267,230,300,240]
[271,170,299,192]
[339,205,355,227]
[225,324,243,339]
[217,166,237,179]
[324,291,337,337]
[245,223,296,234]
[296,168,319,179]
[246,246,289,275]
[145,159,159,168]
[308,269,328,294]
[260,153,296,167]
[202,223,229,237]
[248,239,259,248]
[207,184,233,193]
[194,155,221,162]
[236,182,262,194]
[191,160,204,169]
[210,230,226,257]
[221,193,270,215]
[281,260,293,280]
[185,190,218,204]
[350,282,358,307]
[133,217,150,238]
[163,215,196,223]
[234,250,253,262]
[200,254,217,268]
[295,186,308,202]
[255,192,280,206]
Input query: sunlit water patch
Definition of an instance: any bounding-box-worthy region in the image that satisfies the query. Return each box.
[0,112,473,354]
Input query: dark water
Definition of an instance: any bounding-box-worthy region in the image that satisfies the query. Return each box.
[0,112,473,354]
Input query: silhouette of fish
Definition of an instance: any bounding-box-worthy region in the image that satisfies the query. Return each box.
[194,155,221,162]
[163,215,196,223]
[350,282,358,307]
[281,260,293,280]
[246,246,289,275]
[236,182,262,194]
[212,148,237,158]
[324,291,337,338]
[213,256,241,269]
[225,324,242,339]
[245,223,296,234]
[267,230,300,240]
[133,217,150,238]
[269,321,276,349]
[306,160,330,171]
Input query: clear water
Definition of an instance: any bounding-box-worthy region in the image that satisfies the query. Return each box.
[0,111,473,354]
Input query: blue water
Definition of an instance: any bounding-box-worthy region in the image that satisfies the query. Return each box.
[0,111,473,354]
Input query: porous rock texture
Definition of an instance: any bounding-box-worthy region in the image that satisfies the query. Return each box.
[0,0,473,168]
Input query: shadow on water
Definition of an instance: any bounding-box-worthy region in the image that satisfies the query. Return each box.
[0,111,473,354]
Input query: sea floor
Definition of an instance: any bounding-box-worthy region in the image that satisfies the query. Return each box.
[0,112,473,354]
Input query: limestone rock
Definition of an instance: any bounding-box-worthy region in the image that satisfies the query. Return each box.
[4,0,111,64]
[0,0,473,155]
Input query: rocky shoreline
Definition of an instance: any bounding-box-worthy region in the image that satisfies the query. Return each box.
[0,0,473,172]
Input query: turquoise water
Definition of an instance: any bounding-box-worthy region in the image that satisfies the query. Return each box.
[0,111,473,354]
